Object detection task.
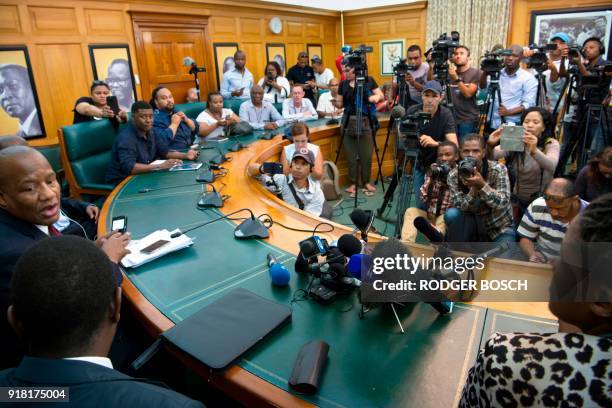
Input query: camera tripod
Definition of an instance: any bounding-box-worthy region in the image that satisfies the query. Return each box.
[478,70,503,134]
[534,69,548,109]
[334,73,384,208]
[555,70,611,175]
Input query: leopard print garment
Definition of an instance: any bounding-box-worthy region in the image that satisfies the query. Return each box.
[460,332,611,407]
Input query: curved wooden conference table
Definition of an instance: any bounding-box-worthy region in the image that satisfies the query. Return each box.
[100,119,555,408]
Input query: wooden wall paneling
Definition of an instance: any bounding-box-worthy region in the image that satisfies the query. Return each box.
[83,8,126,36]
[240,42,265,82]
[0,4,22,34]
[28,6,79,36]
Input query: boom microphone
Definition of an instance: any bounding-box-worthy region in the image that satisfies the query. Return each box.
[183,56,195,67]
[390,105,406,119]
[349,209,375,242]
[413,216,445,243]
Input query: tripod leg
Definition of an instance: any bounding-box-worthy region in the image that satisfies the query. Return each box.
[334,128,345,165]
[370,126,386,193]
[376,117,394,185]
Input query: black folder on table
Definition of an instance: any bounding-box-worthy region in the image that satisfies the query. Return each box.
[161,287,292,370]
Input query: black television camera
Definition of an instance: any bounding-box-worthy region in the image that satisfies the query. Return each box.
[343,44,373,78]
[457,156,478,179]
[480,48,513,74]
[393,58,417,77]
[578,62,612,103]
[399,112,431,150]
[526,43,557,72]
[430,32,460,81]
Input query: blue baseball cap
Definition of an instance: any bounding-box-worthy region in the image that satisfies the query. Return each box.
[423,80,443,95]
[550,32,570,43]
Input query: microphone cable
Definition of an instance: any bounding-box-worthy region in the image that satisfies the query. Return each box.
[256,213,335,235]
[137,183,202,194]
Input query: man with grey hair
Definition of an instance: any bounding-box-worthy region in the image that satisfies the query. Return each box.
[0,64,41,138]
[479,44,537,129]
[106,59,134,111]
[239,85,284,130]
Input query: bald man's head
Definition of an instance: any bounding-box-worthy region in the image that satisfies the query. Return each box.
[544,178,580,223]
[0,135,27,151]
[0,146,61,225]
[546,178,575,198]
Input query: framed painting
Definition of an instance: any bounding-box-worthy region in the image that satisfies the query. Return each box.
[380,39,405,76]
[0,45,45,139]
[266,43,286,76]
[88,44,137,111]
[213,43,239,89]
[307,43,323,61]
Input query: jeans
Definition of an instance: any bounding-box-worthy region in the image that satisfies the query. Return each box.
[444,208,516,243]
[412,167,426,209]
[456,122,477,143]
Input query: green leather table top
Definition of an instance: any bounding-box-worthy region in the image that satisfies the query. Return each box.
[105,123,558,407]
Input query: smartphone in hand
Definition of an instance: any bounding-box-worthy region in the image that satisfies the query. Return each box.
[106,95,120,116]
[262,162,284,175]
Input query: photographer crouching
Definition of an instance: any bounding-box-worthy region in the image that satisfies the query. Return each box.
[401,141,458,242]
[405,80,458,208]
[446,134,515,243]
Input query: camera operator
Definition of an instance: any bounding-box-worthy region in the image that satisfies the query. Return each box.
[391,45,429,107]
[404,80,458,208]
[448,45,481,141]
[479,45,537,129]
[332,65,383,197]
[569,37,608,77]
[446,134,514,243]
[401,141,458,242]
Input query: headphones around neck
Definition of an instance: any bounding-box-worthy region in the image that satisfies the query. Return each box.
[582,37,605,58]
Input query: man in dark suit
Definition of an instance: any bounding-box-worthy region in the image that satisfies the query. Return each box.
[0,236,204,407]
[0,146,129,368]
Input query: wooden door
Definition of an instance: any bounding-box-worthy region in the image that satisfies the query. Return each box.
[131,12,213,104]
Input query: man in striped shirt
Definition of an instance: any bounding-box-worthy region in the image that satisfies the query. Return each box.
[517,178,588,263]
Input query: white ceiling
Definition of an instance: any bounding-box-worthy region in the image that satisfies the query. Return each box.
[261,0,416,12]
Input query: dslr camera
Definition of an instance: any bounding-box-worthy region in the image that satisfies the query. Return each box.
[480,49,513,74]
[399,112,432,150]
[457,156,478,179]
[430,162,452,179]
[526,43,557,72]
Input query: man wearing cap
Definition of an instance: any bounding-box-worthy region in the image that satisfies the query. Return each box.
[404,80,458,208]
[248,148,327,217]
[312,58,334,91]
[286,52,316,105]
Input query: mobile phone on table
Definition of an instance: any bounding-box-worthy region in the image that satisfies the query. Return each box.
[262,162,284,175]
[140,239,170,254]
[106,95,120,116]
[111,216,128,233]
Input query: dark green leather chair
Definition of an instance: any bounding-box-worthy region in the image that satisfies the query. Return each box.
[36,145,69,195]
[59,120,117,198]
[223,99,246,115]
[175,102,206,120]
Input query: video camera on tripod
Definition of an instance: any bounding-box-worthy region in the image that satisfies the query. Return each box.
[342,44,373,78]
[480,49,513,74]
[430,31,460,81]
[398,112,431,150]
[525,43,557,72]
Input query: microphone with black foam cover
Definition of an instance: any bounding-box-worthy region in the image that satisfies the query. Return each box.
[349,209,375,241]
[337,234,362,258]
[390,105,406,119]
[413,216,445,243]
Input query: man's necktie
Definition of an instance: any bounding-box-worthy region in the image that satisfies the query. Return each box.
[48,225,62,237]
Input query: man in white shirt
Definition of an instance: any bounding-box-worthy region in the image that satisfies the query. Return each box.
[248,148,326,217]
[220,51,253,100]
[0,65,42,138]
[282,85,317,122]
[312,57,334,90]
[316,78,343,118]
[239,85,284,130]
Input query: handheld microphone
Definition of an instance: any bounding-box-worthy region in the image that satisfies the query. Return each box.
[337,234,362,258]
[267,253,290,286]
[413,216,445,243]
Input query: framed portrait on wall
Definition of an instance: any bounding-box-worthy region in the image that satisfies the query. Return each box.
[213,43,239,89]
[380,39,405,76]
[306,44,323,61]
[265,43,286,76]
[529,7,611,59]
[88,44,137,112]
[0,46,45,139]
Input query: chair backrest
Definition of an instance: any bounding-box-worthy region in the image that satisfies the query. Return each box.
[175,102,206,120]
[59,120,118,196]
[223,99,246,115]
